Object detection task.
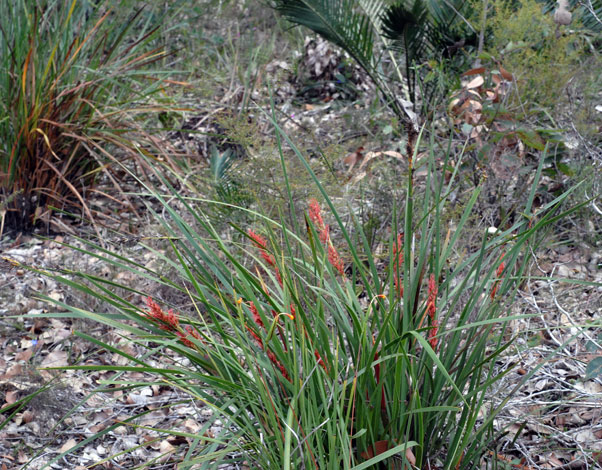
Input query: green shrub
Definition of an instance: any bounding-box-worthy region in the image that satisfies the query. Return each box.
[487,0,584,108]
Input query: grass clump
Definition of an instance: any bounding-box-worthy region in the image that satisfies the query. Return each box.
[0,0,176,234]
[29,114,585,468]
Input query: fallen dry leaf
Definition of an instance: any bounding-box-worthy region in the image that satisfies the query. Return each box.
[4,390,19,405]
[41,350,69,368]
[21,410,34,424]
[465,75,484,89]
[15,348,34,362]
[59,438,78,453]
[0,363,23,380]
[17,450,28,464]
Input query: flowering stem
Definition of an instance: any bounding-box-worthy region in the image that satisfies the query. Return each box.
[266,312,294,343]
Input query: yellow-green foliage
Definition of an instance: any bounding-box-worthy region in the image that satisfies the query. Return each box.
[487,0,582,108]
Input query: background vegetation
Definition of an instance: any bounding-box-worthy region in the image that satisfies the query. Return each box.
[1,0,600,468]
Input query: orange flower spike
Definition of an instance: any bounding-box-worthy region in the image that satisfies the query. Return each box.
[248,229,277,267]
[308,198,326,231]
[327,243,345,276]
[490,253,506,300]
[314,350,328,373]
[427,273,438,319]
[145,297,179,331]
[248,301,265,330]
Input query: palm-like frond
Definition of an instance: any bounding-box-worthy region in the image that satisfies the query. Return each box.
[358,0,388,34]
[382,0,432,58]
[272,0,421,125]
[382,0,473,54]
[272,0,378,75]
[381,0,431,101]
[424,0,471,32]
[272,0,474,125]
[583,0,602,31]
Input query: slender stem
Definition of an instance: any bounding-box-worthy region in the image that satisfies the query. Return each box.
[283,399,295,470]
[475,0,489,68]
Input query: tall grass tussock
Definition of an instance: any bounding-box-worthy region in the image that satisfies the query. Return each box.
[33,118,584,468]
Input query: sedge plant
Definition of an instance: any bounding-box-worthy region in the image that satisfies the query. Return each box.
[24,120,585,469]
[0,0,181,234]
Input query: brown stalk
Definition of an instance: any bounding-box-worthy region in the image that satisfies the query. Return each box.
[76,138,143,220]
[41,152,103,245]
[53,9,111,84]
[121,47,166,70]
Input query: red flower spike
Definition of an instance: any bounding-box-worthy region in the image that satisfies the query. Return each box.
[373,348,387,412]
[145,297,179,331]
[247,325,263,347]
[248,229,268,250]
[246,325,291,382]
[314,350,328,373]
[249,302,265,330]
[490,253,506,300]
[428,319,439,351]
[308,199,330,243]
[426,274,437,319]
[249,229,283,288]
[275,267,283,288]
[176,329,194,348]
[261,251,277,267]
[248,229,277,268]
[146,296,163,318]
[167,309,179,328]
[267,350,292,382]
[425,274,439,352]
[392,233,404,298]
[308,199,346,277]
[319,226,330,244]
[180,325,203,348]
[145,297,205,349]
[308,199,326,232]
[327,243,345,276]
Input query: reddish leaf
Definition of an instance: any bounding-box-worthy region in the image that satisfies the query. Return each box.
[462,67,486,76]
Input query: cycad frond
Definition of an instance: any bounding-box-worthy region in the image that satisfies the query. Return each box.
[585,0,602,31]
[424,0,472,32]
[358,0,388,40]
[381,0,432,58]
[273,0,418,125]
[272,0,378,75]
[381,0,432,102]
